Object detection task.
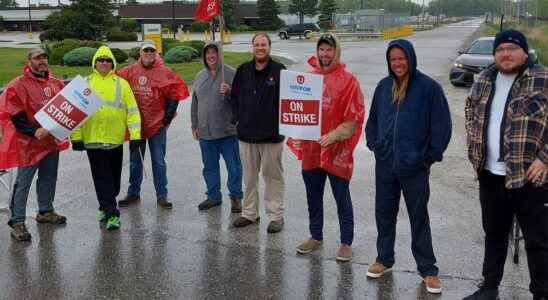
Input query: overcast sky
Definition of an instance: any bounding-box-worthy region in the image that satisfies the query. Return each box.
[17,0,431,6]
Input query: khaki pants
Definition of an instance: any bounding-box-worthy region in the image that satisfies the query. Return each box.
[239,141,285,222]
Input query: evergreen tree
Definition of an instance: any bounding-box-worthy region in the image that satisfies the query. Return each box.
[318,0,337,29]
[222,0,236,30]
[43,0,115,40]
[0,0,18,8]
[288,0,318,24]
[257,0,284,29]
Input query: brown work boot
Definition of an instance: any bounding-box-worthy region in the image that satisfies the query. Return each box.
[10,223,31,241]
[35,211,67,224]
[336,244,352,262]
[296,238,322,254]
[366,261,393,278]
[424,275,442,294]
[232,216,259,228]
[118,195,141,207]
[267,219,284,233]
[157,197,173,209]
[230,196,242,213]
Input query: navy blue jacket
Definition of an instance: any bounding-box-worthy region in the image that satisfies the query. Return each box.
[365,39,452,174]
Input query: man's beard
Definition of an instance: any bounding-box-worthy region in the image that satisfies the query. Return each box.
[255,56,268,64]
[498,63,522,74]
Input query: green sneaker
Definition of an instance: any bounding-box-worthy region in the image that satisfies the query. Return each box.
[97,211,106,223]
[106,216,120,231]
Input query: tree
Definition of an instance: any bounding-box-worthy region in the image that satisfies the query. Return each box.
[222,0,236,30]
[43,0,115,40]
[125,0,138,4]
[257,0,284,29]
[288,0,318,24]
[0,0,18,8]
[318,0,337,29]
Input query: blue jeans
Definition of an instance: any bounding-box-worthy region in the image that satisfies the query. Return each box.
[9,152,59,225]
[374,161,439,277]
[128,127,168,199]
[302,169,354,245]
[198,136,243,202]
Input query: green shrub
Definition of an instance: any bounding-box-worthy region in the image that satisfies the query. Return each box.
[190,22,210,32]
[128,47,140,60]
[162,38,181,53]
[163,46,194,63]
[48,38,82,65]
[235,25,252,32]
[63,47,97,66]
[119,18,139,32]
[110,48,128,64]
[80,41,106,49]
[107,27,138,42]
[180,40,205,54]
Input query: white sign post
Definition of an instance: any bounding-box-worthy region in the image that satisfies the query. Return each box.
[35,75,103,140]
[279,70,323,140]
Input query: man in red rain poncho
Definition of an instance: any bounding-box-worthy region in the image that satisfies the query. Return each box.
[287,34,365,262]
[0,48,68,242]
[117,41,189,209]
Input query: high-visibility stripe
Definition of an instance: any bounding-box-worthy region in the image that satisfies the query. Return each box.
[127,123,141,129]
[127,107,140,114]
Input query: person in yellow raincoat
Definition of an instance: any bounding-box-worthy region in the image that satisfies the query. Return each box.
[71,46,142,231]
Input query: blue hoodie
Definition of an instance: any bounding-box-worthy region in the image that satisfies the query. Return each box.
[365,39,452,174]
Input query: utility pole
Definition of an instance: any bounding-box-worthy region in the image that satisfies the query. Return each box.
[172,0,176,39]
[28,0,32,34]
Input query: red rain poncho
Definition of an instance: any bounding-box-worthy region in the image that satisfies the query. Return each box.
[287,57,365,180]
[117,57,189,139]
[0,66,67,169]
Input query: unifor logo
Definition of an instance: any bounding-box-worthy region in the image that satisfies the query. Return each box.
[139,76,148,86]
[43,87,52,98]
[207,1,216,13]
[83,88,92,96]
[297,75,305,85]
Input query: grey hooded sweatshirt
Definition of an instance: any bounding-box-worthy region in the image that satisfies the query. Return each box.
[191,41,236,140]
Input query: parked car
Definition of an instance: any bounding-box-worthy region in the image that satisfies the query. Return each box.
[450,36,538,87]
[278,23,320,40]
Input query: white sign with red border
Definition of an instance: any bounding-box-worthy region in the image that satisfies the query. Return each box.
[35,75,103,140]
[279,70,323,140]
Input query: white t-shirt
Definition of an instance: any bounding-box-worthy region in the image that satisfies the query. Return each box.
[485,72,518,176]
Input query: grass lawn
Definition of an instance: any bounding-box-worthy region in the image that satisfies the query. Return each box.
[0,48,253,86]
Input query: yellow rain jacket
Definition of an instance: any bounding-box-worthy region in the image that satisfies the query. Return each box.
[71,46,141,145]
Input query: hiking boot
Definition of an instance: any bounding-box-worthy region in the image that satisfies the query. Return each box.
[97,211,106,223]
[336,244,352,262]
[366,261,393,278]
[296,238,322,254]
[267,220,284,233]
[10,223,31,241]
[35,211,67,224]
[106,216,121,231]
[230,196,242,213]
[463,283,499,300]
[424,276,442,294]
[232,216,259,228]
[118,195,140,207]
[157,197,173,209]
[198,198,221,211]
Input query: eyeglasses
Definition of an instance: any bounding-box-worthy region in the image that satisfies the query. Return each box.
[495,45,522,54]
[96,58,113,63]
[143,48,156,53]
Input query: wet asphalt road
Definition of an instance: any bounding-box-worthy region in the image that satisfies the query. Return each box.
[0,20,535,299]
